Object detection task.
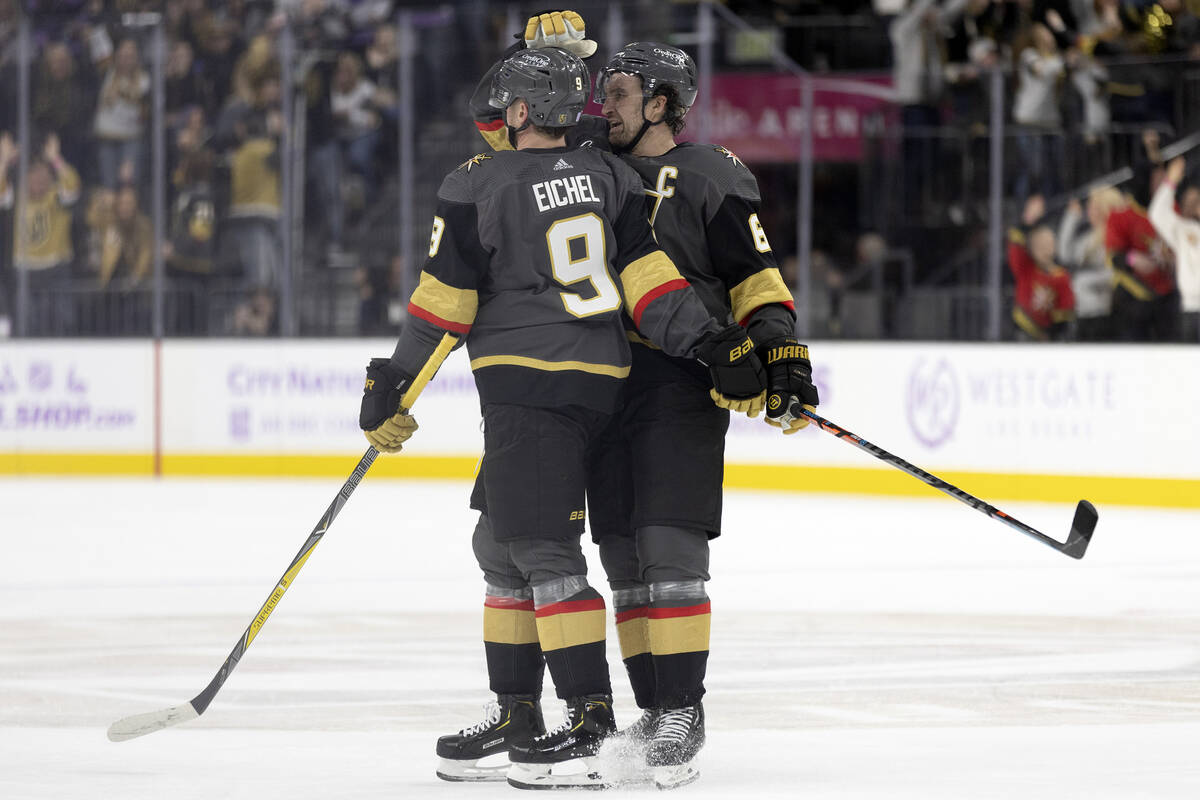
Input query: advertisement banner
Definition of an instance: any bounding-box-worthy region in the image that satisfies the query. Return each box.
[0,342,154,459]
[680,73,895,163]
[723,343,1200,480]
[160,340,483,457]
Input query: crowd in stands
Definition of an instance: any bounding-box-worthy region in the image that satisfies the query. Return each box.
[1007,133,1200,343]
[0,0,405,336]
[0,1,1197,341]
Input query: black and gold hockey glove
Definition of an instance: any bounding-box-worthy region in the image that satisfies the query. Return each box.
[360,357,418,453]
[697,324,767,417]
[761,337,819,434]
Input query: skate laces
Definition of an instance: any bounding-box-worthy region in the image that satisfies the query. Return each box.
[460,701,502,737]
[535,705,574,741]
[654,707,696,743]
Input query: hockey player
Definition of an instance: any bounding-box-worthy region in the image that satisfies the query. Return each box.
[584,41,818,789]
[357,46,766,789]
[466,16,820,788]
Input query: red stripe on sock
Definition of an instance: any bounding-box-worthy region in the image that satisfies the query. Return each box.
[535,596,606,618]
[647,602,711,620]
[484,596,535,611]
[615,606,649,624]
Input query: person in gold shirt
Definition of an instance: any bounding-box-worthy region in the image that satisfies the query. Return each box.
[0,132,81,334]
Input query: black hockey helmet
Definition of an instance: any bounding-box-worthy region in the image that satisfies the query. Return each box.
[489,47,590,128]
[593,42,698,109]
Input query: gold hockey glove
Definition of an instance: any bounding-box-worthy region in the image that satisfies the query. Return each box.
[709,387,766,418]
[524,11,598,58]
[360,358,419,453]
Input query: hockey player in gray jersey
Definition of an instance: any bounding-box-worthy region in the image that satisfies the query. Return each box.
[468,23,823,789]
[586,41,820,790]
[357,46,766,789]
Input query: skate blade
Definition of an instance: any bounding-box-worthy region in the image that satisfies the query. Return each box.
[435,754,510,782]
[507,759,608,790]
[653,763,700,790]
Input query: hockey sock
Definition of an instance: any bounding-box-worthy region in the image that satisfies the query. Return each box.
[483,584,544,697]
[612,584,655,709]
[647,580,710,708]
[532,577,612,700]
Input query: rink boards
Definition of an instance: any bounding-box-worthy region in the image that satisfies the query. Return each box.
[1,339,1197,509]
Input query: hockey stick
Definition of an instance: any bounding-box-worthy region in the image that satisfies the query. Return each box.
[106,445,379,742]
[788,404,1097,559]
[107,336,458,743]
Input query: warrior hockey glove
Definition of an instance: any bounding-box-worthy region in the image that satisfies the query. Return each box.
[697,324,767,416]
[360,357,419,453]
[523,10,598,58]
[761,337,819,434]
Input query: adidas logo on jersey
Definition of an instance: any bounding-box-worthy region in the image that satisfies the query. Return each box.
[552,158,573,171]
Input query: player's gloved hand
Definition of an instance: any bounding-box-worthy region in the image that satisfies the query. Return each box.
[523,10,598,58]
[761,337,819,434]
[360,357,418,453]
[696,324,767,417]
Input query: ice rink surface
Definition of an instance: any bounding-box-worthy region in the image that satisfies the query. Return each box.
[2,476,1199,799]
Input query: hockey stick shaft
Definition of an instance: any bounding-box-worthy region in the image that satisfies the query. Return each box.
[108,335,459,743]
[106,446,379,741]
[795,406,1097,559]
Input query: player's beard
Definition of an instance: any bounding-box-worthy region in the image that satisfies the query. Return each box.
[607,116,637,149]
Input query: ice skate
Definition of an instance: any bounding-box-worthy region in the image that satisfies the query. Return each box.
[435,694,544,782]
[507,694,616,789]
[645,703,705,790]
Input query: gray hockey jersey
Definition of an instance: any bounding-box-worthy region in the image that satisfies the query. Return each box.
[391,145,719,413]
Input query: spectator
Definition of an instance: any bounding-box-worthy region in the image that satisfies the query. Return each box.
[1012,24,1066,205]
[1057,188,1122,340]
[221,104,281,289]
[165,40,213,130]
[90,184,153,335]
[0,132,81,335]
[330,51,383,191]
[1148,157,1200,342]
[95,184,153,288]
[1106,176,1178,341]
[93,37,150,189]
[1008,194,1075,340]
[230,285,277,336]
[166,145,217,334]
[32,42,92,171]
[890,0,959,215]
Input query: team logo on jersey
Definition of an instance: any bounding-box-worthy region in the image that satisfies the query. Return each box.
[715,146,744,169]
[459,153,492,172]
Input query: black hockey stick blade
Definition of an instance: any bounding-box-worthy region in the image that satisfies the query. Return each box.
[798,406,1098,559]
[1061,500,1098,560]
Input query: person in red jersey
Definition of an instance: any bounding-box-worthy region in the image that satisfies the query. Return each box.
[1008,197,1075,341]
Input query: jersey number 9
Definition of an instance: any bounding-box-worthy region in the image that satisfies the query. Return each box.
[547,213,621,319]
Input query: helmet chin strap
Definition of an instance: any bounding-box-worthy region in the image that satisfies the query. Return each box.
[506,118,533,149]
[506,102,535,148]
[615,99,666,155]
